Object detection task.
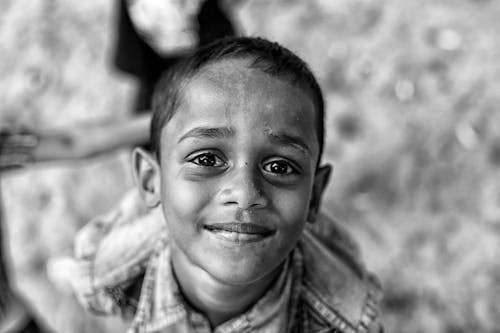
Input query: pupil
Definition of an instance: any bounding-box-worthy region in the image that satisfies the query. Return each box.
[200,155,215,166]
[271,162,287,173]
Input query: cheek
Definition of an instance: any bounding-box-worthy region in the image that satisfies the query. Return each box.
[271,186,312,249]
[161,174,213,228]
[275,187,312,222]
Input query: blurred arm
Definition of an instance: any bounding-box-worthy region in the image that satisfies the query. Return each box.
[32,113,151,162]
[0,113,151,170]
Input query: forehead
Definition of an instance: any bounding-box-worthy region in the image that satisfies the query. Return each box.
[193,58,314,109]
[164,58,319,154]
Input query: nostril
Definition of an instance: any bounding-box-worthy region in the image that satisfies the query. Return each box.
[218,173,268,208]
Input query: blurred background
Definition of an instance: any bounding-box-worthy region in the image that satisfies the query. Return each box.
[1,0,500,332]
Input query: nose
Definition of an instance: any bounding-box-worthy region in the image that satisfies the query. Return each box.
[218,165,268,210]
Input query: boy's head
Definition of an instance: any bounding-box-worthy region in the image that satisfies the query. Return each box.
[150,37,325,163]
[134,37,331,286]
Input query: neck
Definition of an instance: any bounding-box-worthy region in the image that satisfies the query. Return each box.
[170,246,283,328]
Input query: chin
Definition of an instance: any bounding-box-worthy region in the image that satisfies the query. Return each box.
[202,257,279,286]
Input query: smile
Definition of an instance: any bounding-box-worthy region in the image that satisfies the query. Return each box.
[203,223,275,243]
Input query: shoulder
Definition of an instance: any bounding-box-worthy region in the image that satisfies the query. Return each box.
[298,215,383,333]
[70,189,166,316]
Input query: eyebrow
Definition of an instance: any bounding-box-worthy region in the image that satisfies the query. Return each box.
[267,132,312,155]
[178,126,312,155]
[178,126,235,143]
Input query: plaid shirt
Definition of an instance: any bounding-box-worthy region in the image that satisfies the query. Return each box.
[127,237,298,333]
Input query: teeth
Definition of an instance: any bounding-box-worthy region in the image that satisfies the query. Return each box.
[203,223,272,234]
[211,230,264,242]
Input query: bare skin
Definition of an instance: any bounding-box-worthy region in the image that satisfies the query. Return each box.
[171,244,283,327]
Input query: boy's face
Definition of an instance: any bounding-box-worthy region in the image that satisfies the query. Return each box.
[148,59,330,284]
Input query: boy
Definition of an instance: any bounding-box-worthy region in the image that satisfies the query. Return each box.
[70,36,383,333]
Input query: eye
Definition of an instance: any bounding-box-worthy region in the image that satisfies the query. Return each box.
[263,160,296,175]
[189,152,225,167]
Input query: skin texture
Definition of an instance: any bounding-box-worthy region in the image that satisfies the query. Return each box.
[134,58,331,327]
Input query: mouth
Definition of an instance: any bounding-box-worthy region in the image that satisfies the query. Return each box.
[203,223,275,243]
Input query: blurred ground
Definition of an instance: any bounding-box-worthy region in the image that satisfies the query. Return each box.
[1,0,500,332]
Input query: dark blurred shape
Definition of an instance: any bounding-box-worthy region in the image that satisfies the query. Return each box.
[324,60,349,92]
[488,138,500,166]
[427,57,449,74]
[336,113,362,140]
[5,318,51,333]
[113,0,236,112]
[358,4,384,33]
[0,128,37,171]
[382,289,416,313]
[1,220,12,316]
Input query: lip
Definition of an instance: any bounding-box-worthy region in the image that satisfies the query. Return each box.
[204,222,273,234]
[203,222,275,244]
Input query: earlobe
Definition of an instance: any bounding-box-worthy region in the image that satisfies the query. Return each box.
[132,148,161,208]
[307,164,332,223]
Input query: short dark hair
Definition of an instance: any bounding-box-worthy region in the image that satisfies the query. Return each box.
[151,36,325,163]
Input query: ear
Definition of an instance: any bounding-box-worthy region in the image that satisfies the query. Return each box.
[307,164,332,223]
[132,147,161,208]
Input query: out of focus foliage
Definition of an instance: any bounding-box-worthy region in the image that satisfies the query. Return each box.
[1,0,500,332]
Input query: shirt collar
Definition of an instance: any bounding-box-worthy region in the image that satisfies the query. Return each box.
[129,238,303,333]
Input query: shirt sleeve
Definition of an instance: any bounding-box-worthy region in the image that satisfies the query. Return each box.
[358,272,384,333]
[71,188,165,316]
